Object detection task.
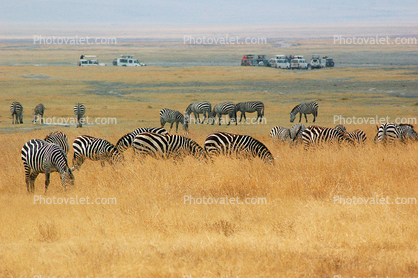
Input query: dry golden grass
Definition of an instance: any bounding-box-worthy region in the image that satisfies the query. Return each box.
[1,62,418,277]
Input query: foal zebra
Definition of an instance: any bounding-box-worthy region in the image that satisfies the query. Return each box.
[116,127,168,152]
[290,101,318,123]
[209,102,237,126]
[21,139,74,194]
[270,126,291,142]
[44,131,70,154]
[33,103,45,124]
[132,132,207,160]
[302,125,351,148]
[160,108,189,133]
[374,123,404,143]
[10,101,23,124]
[185,101,212,124]
[74,103,86,128]
[204,132,274,164]
[235,101,264,122]
[72,135,123,170]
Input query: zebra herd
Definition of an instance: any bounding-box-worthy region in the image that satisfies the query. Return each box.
[20,127,274,193]
[9,102,86,127]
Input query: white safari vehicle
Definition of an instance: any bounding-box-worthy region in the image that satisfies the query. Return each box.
[290,55,309,69]
[112,55,146,67]
[77,55,106,66]
[310,54,326,69]
[269,55,290,69]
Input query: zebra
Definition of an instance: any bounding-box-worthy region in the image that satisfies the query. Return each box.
[347,129,367,143]
[33,103,45,124]
[160,108,188,133]
[72,135,123,170]
[290,101,319,123]
[73,103,86,128]
[235,101,264,122]
[270,126,291,143]
[185,101,212,124]
[374,123,404,143]
[204,132,274,164]
[132,132,207,161]
[209,102,237,126]
[10,101,23,124]
[290,123,306,144]
[21,139,74,194]
[116,127,169,152]
[44,131,70,154]
[302,125,352,148]
[399,124,418,141]
[334,124,347,134]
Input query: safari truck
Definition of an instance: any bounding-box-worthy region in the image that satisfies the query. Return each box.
[77,55,106,66]
[290,55,309,69]
[112,55,146,67]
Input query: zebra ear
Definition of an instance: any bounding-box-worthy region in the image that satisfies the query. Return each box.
[376,125,379,131]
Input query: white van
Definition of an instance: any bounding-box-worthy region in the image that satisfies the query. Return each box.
[112,55,145,67]
[77,55,105,66]
[290,57,309,69]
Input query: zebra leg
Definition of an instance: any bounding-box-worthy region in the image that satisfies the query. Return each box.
[202,112,206,124]
[313,112,316,122]
[218,114,222,125]
[299,113,302,123]
[44,172,50,194]
[175,122,180,133]
[170,122,174,131]
[101,160,105,167]
[29,172,39,193]
[41,114,44,124]
[24,164,33,193]
[304,113,308,123]
[194,112,200,124]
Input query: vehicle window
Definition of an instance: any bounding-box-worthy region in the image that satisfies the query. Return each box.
[120,59,127,63]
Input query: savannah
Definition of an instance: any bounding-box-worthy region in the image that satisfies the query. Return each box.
[1,28,418,277]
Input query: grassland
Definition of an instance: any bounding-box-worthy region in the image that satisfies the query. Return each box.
[1,45,418,277]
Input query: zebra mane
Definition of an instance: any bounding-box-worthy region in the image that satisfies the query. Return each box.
[290,104,301,114]
[399,123,414,128]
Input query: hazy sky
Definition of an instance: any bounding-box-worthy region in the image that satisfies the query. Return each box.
[2,0,418,25]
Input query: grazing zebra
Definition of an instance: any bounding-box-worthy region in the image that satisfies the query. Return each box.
[204,132,274,164]
[209,102,237,126]
[290,101,319,123]
[374,123,404,143]
[302,125,352,148]
[160,108,188,133]
[73,103,86,128]
[21,139,74,194]
[235,101,264,122]
[116,127,169,152]
[132,132,207,160]
[72,135,123,170]
[185,101,212,124]
[347,129,367,143]
[44,131,70,154]
[270,126,291,142]
[399,124,418,141]
[10,101,23,124]
[33,103,45,124]
[290,123,306,143]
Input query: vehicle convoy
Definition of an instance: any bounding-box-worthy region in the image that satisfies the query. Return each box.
[77,55,106,66]
[112,55,145,67]
[290,55,309,69]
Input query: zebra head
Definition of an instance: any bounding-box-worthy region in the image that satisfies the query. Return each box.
[108,146,124,164]
[61,167,75,188]
[290,112,296,123]
[116,133,132,153]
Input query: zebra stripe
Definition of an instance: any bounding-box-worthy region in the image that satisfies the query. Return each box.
[44,131,70,154]
[132,132,206,160]
[74,103,86,128]
[290,101,319,123]
[270,126,291,142]
[21,139,74,193]
[116,127,169,152]
[334,124,347,134]
[235,101,264,122]
[302,125,350,148]
[347,129,367,143]
[72,135,123,169]
[204,132,274,164]
[374,123,404,143]
[209,102,237,126]
[290,124,306,143]
[185,101,212,124]
[33,103,45,124]
[10,101,23,124]
[160,108,188,133]
[399,124,418,141]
